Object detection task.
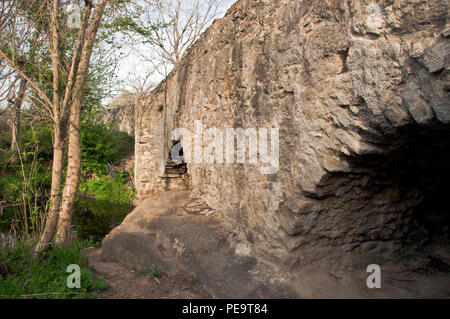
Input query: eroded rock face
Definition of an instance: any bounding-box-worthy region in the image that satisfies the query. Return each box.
[134,0,450,271]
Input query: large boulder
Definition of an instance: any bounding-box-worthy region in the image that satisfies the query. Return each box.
[101,191,294,298]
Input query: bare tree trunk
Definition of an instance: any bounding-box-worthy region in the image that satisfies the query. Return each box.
[55,0,108,244]
[54,102,81,244]
[34,123,65,252]
[10,77,27,152]
[33,0,63,254]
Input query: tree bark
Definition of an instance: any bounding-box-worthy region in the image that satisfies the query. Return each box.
[54,102,81,244]
[55,0,108,244]
[33,123,65,252]
[33,0,63,254]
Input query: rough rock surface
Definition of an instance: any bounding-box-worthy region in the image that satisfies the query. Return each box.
[84,247,212,299]
[101,191,294,298]
[103,0,450,297]
[100,190,450,298]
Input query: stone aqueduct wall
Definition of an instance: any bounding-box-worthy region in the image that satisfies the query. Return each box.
[134,0,449,267]
[103,93,136,137]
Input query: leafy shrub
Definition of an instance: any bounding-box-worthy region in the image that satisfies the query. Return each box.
[0,122,52,236]
[1,122,53,172]
[1,120,135,243]
[0,160,51,235]
[80,124,134,176]
[114,130,134,161]
[81,124,119,175]
[20,123,54,161]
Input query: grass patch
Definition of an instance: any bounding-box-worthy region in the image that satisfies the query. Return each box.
[133,266,162,278]
[0,239,106,299]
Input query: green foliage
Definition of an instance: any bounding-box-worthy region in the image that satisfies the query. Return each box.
[0,123,52,235]
[82,173,135,204]
[20,123,54,160]
[0,239,106,299]
[1,122,135,240]
[81,124,118,175]
[73,174,135,243]
[0,164,51,234]
[80,124,117,176]
[80,124,134,176]
[115,130,135,160]
[0,129,12,151]
[1,121,135,239]
[76,124,134,242]
[0,122,53,169]
[150,267,161,278]
[103,15,162,39]
[158,104,164,112]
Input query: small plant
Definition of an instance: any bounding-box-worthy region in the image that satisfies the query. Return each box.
[133,266,161,278]
[189,275,199,285]
[150,267,161,278]
[158,104,164,112]
[80,124,119,175]
[134,266,151,276]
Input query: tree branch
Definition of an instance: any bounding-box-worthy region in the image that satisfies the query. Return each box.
[0,49,53,110]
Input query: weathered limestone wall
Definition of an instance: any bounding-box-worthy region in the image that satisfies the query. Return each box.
[103,93,136,136]
[135,0,450,268]
[135,91,166,195]
[134,90,192,196]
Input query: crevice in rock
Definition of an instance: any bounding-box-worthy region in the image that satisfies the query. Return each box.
[337,48,349,74]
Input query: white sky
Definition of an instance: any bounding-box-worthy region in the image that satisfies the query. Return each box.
[113,0,237,97]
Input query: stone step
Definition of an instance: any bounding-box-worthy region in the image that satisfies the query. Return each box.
[159,174,185,179]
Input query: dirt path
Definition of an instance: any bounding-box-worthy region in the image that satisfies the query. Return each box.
[84,248,211,299]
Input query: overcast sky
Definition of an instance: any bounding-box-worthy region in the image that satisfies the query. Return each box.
[113,0,236,97]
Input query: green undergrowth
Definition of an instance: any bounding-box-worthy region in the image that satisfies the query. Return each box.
[0,239,106,299]
[74,172,136,243]
[81,123,134,176]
